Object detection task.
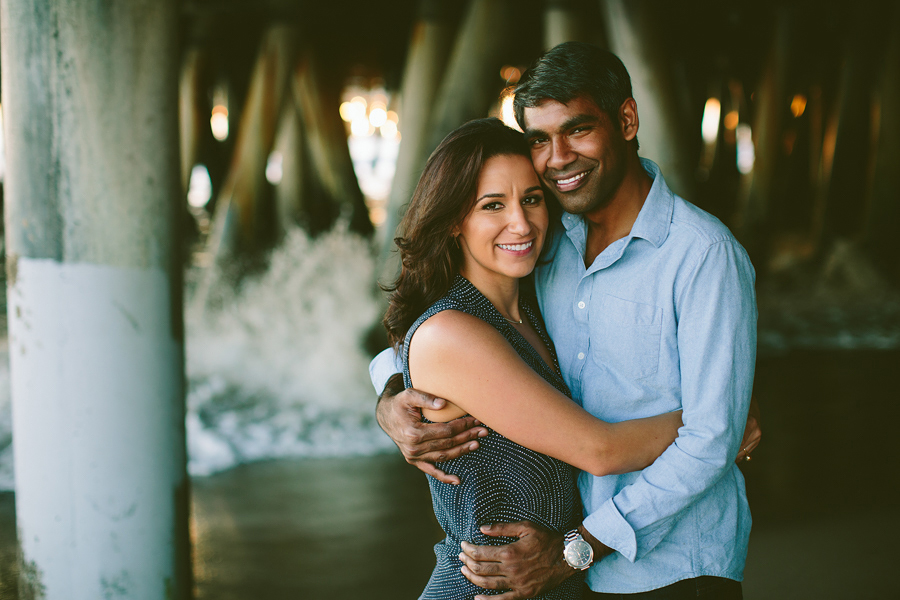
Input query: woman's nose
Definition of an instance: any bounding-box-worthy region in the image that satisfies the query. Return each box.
[507,204,532,235]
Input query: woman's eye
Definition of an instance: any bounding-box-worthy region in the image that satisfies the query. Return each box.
[523,195,543,205]
[483,202,503,211]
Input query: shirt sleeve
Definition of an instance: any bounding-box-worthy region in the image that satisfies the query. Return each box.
[583,239,757,561]
[369,347,403,395]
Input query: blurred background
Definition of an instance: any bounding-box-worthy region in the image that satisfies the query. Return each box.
[0,0,898,598]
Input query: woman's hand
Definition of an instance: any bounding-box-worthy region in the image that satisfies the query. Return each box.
[735,395,762,463]
[376,374,488,484]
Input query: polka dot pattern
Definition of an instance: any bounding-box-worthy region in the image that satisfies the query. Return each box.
[403,275,583,600]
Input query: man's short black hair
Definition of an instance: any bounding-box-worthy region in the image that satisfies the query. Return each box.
[513,42,634,130]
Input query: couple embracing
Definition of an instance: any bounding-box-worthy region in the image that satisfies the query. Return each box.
[370,42,760,600]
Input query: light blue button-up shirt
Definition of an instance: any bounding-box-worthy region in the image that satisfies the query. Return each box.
[369,159,757,593]
[535,159,756,592]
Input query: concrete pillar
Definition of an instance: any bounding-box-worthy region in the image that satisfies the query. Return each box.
[1,1,190,599]
[599,0,694,197]
[378,0,454,279]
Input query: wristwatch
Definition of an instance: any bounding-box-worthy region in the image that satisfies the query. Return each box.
[562,529,594,570]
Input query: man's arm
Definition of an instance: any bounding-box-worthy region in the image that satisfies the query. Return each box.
[579,239,756,561]
[369,350,488,485]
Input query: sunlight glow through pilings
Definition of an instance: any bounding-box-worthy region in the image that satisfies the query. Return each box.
[701,98,721,144]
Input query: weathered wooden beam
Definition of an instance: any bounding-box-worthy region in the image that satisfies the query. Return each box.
[1,1,191,598]
[206,24,296,260]
[291,49,373,236]
[179,46,210,194]
[544,0,588,49]
[425,0,514,153]
[815,4,890,250]
[599,0,694,198]
[862,3,900,281]
[378,0,454,279]
[733,6,790,257]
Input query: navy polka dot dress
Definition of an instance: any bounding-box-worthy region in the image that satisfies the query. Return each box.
[402,275,583,600]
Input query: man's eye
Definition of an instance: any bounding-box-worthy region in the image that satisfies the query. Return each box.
[529,138,548,146]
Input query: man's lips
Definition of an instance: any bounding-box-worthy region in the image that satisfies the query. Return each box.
[551,169,591,192]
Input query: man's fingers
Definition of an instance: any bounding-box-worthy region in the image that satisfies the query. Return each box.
[460,540,505,562]
[460,566,508,591]
[459,552,504,576]
[412,460,460,485]
[396,387,446,411]
[475,592,520,600]
[405,418,486,450]
[479,520,534,539]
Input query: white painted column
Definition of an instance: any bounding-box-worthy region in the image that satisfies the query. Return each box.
[1,1,191,599]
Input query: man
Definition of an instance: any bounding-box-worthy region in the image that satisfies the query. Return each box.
[371,42,758,599]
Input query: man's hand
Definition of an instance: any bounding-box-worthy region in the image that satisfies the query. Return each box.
[376,374,488,485]
[457,521,575,600]
[736,395,762,463]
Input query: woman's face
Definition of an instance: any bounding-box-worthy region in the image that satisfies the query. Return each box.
[456,154,549,285]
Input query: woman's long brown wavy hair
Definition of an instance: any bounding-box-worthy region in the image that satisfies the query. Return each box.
[382,118,531,348]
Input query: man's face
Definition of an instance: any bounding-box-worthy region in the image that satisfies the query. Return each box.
[522,96,630,216]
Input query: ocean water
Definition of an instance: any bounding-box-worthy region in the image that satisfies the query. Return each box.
[0,229,897,488]
[183,225,395,476]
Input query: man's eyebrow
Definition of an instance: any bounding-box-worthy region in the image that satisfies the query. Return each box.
[561,114,600,130]
[524,114,600,139]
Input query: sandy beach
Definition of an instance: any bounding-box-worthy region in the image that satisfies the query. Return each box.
[0,348,897,599]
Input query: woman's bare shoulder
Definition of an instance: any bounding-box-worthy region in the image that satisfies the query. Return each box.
[410,309,504,355]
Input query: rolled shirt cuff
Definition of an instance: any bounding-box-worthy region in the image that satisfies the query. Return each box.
[369,347,402,395]
[583,497,637,563]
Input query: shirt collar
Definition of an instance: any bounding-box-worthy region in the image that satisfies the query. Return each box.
[559,158,674,249]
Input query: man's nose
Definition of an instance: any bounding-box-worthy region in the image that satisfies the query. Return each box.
[547,138,576,171]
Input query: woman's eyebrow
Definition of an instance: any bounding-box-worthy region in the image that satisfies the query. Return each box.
[475,192,506,203]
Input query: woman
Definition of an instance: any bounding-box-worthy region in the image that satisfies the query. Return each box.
[383,118,684,600]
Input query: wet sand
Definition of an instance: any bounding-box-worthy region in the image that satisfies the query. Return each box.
[0,349,898,599]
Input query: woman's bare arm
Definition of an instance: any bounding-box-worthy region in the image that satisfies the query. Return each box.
[409,310,681,476]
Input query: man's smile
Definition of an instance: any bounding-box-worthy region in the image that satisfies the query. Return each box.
[551,169,593,192]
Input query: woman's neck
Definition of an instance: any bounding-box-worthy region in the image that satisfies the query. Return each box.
[458,267,521,322]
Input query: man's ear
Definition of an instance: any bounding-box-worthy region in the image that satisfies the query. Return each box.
[620,98,639,142]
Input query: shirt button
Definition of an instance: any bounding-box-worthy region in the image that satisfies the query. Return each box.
[577,352,585,360]
[578,301,585,309]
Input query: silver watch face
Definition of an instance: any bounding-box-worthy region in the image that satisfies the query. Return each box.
[564,539,593,569]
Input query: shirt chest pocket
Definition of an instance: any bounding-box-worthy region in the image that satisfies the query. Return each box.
[589,294,662,380]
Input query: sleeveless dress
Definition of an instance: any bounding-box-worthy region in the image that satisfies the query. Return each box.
[402,275,583,600]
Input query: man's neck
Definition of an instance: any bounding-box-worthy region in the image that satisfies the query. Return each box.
[582,159,652,266]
